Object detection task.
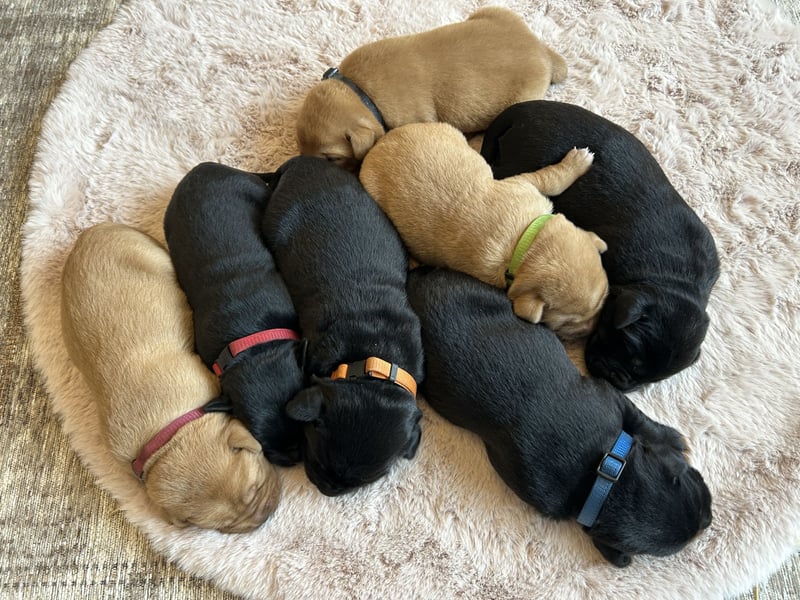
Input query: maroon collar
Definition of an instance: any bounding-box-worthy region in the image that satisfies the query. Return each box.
[212,328,300,376]
[132,407,206,480]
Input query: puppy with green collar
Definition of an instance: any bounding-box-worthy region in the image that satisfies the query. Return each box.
[360,121,608,340]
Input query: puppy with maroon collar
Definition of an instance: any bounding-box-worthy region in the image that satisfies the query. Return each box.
[164,162,306,466]
[406,266,712,567]
[261,156,423,497]
[61,223,276,532]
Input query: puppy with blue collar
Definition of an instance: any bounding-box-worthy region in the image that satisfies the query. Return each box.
[406,266,712,567]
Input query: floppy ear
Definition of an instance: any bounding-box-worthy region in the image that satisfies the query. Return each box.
[612,291,647,329]
[590,232,608,253]
[285,387,323,422]
[512,292,546,324]
[593,540,632,568]
[226,420,263,454]
[347,120,381,160]
[618,394,687,455]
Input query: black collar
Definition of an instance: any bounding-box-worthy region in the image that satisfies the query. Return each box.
[322,67,387,132]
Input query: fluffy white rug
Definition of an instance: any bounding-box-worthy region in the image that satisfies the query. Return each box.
[22,0,800,598]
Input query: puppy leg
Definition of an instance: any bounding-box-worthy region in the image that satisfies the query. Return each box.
[512,147,594,196]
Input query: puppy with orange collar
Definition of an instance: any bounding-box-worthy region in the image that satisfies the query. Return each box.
[360,122,608,339]
[61,223,277,532]
[296,7,567,170]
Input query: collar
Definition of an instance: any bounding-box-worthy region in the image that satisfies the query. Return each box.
[322,67,387,132]
[131,399,232,480]
[213,328,301,376]
[505,214,554,287]
[576,431,634,527]
[331,356,417,396]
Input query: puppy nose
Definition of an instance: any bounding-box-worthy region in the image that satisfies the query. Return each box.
[700,509,712,530]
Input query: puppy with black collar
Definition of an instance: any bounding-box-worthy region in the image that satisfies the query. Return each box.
[406,267,712,567]
[164,162,306,466]
[261,156,423,497]
[481,100,720,390]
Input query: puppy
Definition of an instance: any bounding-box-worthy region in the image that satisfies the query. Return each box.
[481,100,720,390]
[406,267,712,567]
[360,122,608,339]
[261,156,423,496]
[164,162,305,465]
[61,223,277,532]
[296,7,567,170]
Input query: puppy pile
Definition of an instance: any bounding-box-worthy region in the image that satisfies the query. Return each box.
[60,6,719,567]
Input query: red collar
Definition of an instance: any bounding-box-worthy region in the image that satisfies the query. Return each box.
[212,328,300,376]
[132,407,207,480]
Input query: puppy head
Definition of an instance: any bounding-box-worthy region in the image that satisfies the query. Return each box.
[507,214,608,338]
[585,397,712,566]
[145,414,279,533]
[286,377,422,496]
[296,80,385,171]
[585,286,710,390]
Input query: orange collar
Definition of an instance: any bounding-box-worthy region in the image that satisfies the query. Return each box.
[331,357,417,396]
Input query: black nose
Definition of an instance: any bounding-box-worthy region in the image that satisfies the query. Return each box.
[700,508,712,530]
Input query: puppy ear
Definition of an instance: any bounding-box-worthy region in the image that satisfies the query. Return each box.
[612,291,646,329]
[590,232,608,253]
[512,292,545,324]
[618,394,687,455]
[592,540,632,568]
[226,420,263,454]
[347,120,381,160]
[285,387,323,422]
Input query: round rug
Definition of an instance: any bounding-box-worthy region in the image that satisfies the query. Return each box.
[22,1,800,598]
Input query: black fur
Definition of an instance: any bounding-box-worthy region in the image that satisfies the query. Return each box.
[163,162,305,466]
[261,156,423,496]
[406,267,712,567]
[481,100,720,390]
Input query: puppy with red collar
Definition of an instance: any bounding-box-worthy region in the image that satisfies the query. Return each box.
[61,223,276,532]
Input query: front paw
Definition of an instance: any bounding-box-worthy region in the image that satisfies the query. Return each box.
[561,147,594,176]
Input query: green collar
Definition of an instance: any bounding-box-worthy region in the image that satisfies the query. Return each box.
[505,214,554,287]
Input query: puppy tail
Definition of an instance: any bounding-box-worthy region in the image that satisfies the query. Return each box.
[548,48,568,84]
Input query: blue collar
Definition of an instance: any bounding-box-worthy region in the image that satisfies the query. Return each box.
[322,67,387,132]
[576,431,633,527]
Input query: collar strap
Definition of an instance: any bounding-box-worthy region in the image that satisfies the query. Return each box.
[577,431,634,527]
[331,357,417,397]
[213,328,300,376]
[131,400,232,480]
[322,67,387,132]
[505,214,554,287]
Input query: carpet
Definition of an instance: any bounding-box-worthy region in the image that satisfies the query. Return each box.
[20,0,800,598]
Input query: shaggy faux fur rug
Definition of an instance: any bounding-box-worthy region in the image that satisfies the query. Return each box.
[21,0,800,598]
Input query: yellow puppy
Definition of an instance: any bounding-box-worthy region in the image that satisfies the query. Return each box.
[61,223,278,533]
[360,123,609,339]
[297,7,567,170]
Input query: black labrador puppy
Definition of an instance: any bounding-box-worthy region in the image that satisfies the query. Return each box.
[406,266,712,567]
[164,162,305,465]
[261,156,423,496]
[481,100,720,390]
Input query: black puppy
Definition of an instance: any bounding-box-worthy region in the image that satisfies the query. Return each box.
[406,267,712,567]
[164,162,305,465]
[261,156,423,496]
[481,100,720,390]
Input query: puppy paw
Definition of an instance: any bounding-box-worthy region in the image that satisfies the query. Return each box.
[562,147,594,175]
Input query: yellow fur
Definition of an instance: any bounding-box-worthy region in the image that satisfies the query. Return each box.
[360,122,609,339]
[61,223,279,533]
[297,7,568,168]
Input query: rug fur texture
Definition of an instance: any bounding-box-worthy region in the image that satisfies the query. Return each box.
[21,0,800,598]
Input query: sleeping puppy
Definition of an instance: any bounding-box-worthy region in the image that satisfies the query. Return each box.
[261,156,423,496]
[481,100,720,390]
[296,6,567,170]
[406,267,712,567]
[61,223,277,532]
[360,122,608,339]
[164,162,305,466]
